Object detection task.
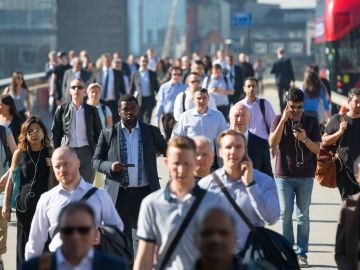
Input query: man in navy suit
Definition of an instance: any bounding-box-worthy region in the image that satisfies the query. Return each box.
[21,201,127,270]
[271,47,295,112]
[229,102,273,177]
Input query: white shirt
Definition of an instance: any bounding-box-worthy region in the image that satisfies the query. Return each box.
[25,178,124,260]
[102,67,115,101]
[121,121,148,187]
[56,247,94,270]
[68,104,89,148]
[173,89,217,121]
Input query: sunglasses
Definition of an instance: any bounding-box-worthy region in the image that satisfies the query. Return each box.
[60,226,93,235]
[27,129,42,135]
[190,80,201,84]
[70,85,84,90]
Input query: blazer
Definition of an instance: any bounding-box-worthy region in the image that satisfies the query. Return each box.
[229,64,244,104]
[335,192,360,270]
[270,57,295,87]
[91,68,126,101]
[130,69,159,104]
[92,121,166,192]
[21,250,128,270]
[62,69,91,103]
[247,132,273,177]
[51,103,102,152]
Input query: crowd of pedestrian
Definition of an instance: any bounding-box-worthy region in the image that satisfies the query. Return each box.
[0,47,359,270]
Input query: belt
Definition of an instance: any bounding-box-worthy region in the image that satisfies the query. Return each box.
[118,185,150,192]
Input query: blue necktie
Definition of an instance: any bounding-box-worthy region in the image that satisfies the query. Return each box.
[103,69,109,99]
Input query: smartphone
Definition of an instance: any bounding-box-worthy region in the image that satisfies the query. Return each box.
[293,122,303,132]
[123,164,135,168]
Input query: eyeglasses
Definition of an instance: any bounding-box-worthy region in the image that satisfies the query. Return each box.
[190,80,201,84]
[60,226,93,235]
[70,85,84,90]
[27,129,42,135]
[289,105,303,110]
[172,73,181,76]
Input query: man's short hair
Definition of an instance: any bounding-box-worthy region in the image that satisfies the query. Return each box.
[193,60,205,67]
[193,136,214,152]
[101,53,111,60]
[167,136,196,154]
[348,88,360,100]
[58,201,95,227]
[212,64,222,70]
[70,78,85,85]
[171,66,182,74]
[118,94,138,107]
[216,129,247,148]
[87,83,102,93]
[244,77,258,86]
[193,88,208,96]
[286,88,305,103]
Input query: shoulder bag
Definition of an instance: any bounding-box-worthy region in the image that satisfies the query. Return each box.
[212,173,299,270]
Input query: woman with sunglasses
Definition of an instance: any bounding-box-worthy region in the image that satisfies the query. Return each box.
[1,116,53,267]
[0,95,24,144]
[3,71,31,121]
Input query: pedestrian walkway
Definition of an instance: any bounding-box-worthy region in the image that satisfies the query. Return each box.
[3,85,340,269]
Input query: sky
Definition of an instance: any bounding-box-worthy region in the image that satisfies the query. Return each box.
[257,0,316,9]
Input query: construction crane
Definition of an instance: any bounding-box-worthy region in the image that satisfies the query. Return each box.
[161,0,179,58]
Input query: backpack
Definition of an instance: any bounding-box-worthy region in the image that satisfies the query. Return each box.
[0,125,12,168]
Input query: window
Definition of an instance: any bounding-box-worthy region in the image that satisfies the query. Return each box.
[288,42,304,54]
[253,42,267,54]
[20,49,37,65]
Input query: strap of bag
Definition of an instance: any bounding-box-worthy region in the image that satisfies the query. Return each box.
[182,91,186,112]
[259,98,270,134]
[80,187,98,201]
[159,188,207,270]
[212,173,255,231]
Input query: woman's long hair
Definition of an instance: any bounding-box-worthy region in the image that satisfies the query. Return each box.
[303,70,322,98]
[0,94,18,117]
[18,116,51,152]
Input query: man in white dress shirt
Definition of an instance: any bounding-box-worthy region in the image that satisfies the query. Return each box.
[25,147,123,260]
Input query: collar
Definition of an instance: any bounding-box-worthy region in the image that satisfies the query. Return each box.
[121,120,140,131]
[217,167,242,183]
[164,182,203,202]
[245,97,259,104]
[102,67,112,72]
[190,107,211,116]
[57,247,94,266]
[210,74,222,80]
[243,130,249,140]
[71,102,85,110]
[139,68,148,73]
[57,177,87,193]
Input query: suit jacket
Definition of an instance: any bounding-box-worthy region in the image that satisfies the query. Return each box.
[91,68,126,101]
[270,57,295,87]
[239,62,255,79]
[62,69,91,103]
[247,132,273,177]
[51,103,102,152]
[92,121,166,197]
[229,64,244,104]
[21,250,128,270]
[130,69,159,105]
[335,192,360,270]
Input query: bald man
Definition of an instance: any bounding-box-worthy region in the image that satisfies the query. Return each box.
[229,103,273,177]
[25,146,123,260]
[193,136,215,181]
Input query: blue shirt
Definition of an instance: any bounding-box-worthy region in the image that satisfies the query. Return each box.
[202,75,234,106]
[172,107,228,142]
[139,69,151,97]
[156,80,186,123]
[198,168,280,252]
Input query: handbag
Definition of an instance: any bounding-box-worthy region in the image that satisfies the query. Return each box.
[315,144,339,188]
[212,173,299,270]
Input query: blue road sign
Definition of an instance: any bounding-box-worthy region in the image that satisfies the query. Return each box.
[233,12,252,27]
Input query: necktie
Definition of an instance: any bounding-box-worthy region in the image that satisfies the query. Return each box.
[103,69,109,99]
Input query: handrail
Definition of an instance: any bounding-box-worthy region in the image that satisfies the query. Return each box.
[0,72,46,89]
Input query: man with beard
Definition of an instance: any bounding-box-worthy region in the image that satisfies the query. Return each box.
[322,88,360,200]
[92,94,166,253]
[269,88,320,267]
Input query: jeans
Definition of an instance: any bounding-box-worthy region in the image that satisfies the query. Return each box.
[275,177,313,258]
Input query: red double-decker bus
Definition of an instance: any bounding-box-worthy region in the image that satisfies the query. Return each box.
[314,0,360,107]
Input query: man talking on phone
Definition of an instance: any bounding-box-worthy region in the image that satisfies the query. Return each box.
[269,88,320,268]
[198,129,280,252]
[92,94,167,254]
